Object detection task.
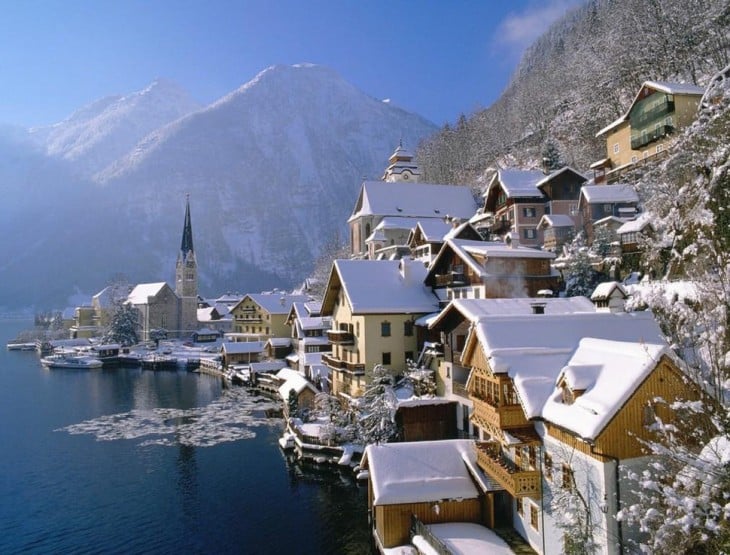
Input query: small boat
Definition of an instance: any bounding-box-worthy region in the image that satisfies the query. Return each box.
[6,342,37,351]
[278,433,296,450]
[41,354,103,369]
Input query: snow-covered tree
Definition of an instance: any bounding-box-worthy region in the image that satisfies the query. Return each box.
[356,365,399,446]
[563,235,602,297]
[104,302,139,346]
[286,389,299,419]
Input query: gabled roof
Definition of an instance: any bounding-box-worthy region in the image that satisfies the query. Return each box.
[537,214,575,229]
[321,258,438,315]
[363,439,488,505]
[127,282,172,305]
[535,166,588,190]
[412,219,454,242]
[484,168,546,200]
[591,281,629,302]
[579,184,639,205]
[348,181,476,223]
[596,80,705,137]
[462,310,667,439]
[234,293,310,315]
[277,370,317,399]
[429,297,596,330]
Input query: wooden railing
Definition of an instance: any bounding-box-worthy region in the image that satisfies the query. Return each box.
[326,330,354,345]
[471,397,528,429]
[452,381,469,399]
[434,273,467,287]
[322,353,365,374]
[475,442,541,499]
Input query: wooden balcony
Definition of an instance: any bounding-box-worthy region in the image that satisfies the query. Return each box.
[326,329,354,345]
[471,397,529,430]
[322,353,365,374]
[434,272,467,287]
[452,380,469,399]
[235,315,262,323]
[475,442,541,499]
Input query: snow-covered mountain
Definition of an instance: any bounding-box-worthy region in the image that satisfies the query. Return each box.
[30,79,201,175]
[0,64,437,309]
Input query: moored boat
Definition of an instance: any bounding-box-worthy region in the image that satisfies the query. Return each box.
[140,354,178,371]
[6,342,37,351]
[41,354,103,369]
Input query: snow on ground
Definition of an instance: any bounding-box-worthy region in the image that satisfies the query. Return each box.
[419,522,513,555]
[57,387,280,447]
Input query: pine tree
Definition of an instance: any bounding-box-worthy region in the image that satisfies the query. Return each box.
[104,302,139,346]
[356,365,398,446]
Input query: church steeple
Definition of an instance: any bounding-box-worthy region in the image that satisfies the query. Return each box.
[180,194,194,259]
[176,195,197,300]
[382,140,421,182]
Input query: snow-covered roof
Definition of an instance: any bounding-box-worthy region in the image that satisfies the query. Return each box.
[589,157,611,169]
[429,297,596,330]
[277,371,317,400]
[466,310,667,437]
[348,181,476,223]
[591,281,629,302]
[221,341,265,354]
[127,282,170,305]
[250,361,288,373]
[535,166,587,189]
[363,439,487,505]
[617,212,653,234]
[580,184,638,204]
[242,293,310,315]
[421,523,513,555]
[537,214,575,229]
[325,258,438,314]
[485,168,546,199]
[267,337,291,348]
[413,219,454,242]
[542,338,667,440]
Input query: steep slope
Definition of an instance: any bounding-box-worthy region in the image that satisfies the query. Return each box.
[0,65,437,310]
[95,63,437,292]
[30,79,201,175]
[419,0,730,183]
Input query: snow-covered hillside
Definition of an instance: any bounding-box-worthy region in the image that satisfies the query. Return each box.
[0,64,437,309]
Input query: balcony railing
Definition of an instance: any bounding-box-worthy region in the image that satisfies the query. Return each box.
[435,272,467,287]
[326,329,354,345]
[471,397,529,430]
[410,515,450,555]
[475,442,541,499]
[322,353,365,374]
[631,124,674,150]
[452,381,469,399]
[630,98,674,128]
[235,315,262,323]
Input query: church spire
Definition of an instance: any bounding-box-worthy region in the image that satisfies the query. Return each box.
[180,194,194,258]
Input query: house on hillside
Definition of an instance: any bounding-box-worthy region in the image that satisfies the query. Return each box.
[320,258,439,398]
[591,80,704,183]
[578,184,639,244]
[459,308,703,553]
[348,144,476,258]
[229,292,310,339]
[424,237,559,303]
[407,219,482,264]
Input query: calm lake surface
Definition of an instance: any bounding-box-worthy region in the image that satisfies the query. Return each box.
[0,320,370,554]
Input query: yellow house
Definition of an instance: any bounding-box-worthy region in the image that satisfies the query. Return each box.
[459,306,703,553]
[592,80,704,183]
[320,258,439,398]
[230,292,309,339]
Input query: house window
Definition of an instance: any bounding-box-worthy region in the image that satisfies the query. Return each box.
[603,204,613,214]
[643,151,649,159]
[403,320,414,337]
[523,207,537,218]
[405,351,413,363]
[381,321,391,337]
[382,352,391,365]
[613,143,619,154]
[631,155,638,163]
[516,498,523,516]
[562,464,573,490]
[474,288,480,299]
[523,228,536,239]
[530,504,539,530]
[656,143,664,153]
[544,452,553,480]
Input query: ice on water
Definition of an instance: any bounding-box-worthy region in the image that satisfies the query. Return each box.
[57,388,281,447]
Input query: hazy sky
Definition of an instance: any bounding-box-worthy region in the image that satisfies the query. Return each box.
[0,0,583,128]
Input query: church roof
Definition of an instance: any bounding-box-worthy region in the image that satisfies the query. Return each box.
[180,196,194,256]
[127,282,172,305]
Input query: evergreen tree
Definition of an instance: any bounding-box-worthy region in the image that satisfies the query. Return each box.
[104,302,139,346]
[286,389,299,419]
[356,365,398,446]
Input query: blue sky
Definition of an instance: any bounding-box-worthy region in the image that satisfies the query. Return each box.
[0,0,583,128]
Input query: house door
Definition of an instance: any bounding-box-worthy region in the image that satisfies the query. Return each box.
[493,491,513,528]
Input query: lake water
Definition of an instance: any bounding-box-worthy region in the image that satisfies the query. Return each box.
[0,320,371,554]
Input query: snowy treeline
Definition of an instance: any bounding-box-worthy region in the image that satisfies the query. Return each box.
[418,0,730,183]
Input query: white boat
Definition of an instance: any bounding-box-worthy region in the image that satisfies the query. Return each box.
[41,354,103,369]
[6,342,36,351]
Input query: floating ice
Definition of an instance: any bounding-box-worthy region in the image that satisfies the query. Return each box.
[57,388,281,447]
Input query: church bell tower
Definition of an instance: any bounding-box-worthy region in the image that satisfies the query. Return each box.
[176,195,198,336]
